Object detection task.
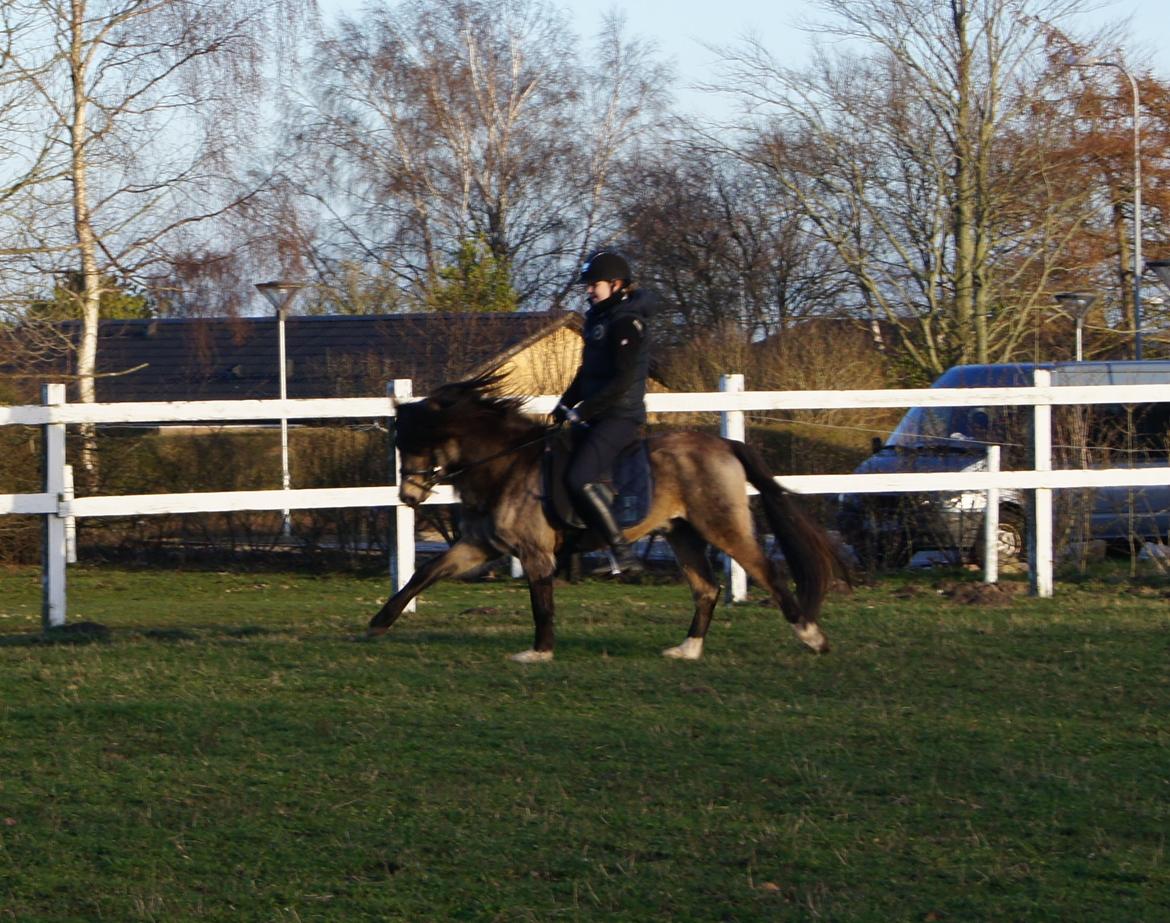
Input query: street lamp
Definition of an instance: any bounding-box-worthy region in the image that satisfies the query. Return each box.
[1069,55,1143,359]
[1147,259,1170,292]
[1054,291,1097,361]
[255,280,306,538]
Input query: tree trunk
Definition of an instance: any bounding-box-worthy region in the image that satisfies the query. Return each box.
[70,0,100,488]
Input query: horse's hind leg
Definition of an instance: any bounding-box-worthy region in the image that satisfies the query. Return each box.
[689,505,829,654]
[662,521,720,660]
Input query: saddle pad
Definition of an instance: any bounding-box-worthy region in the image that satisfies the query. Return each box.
[542,431,652,531]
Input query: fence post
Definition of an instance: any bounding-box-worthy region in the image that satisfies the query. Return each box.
[982,444,1000,584]
[1030,370,1054,597]
[42,384,68,629]
[389,379,416,613]
[63,465,77,564]
[720,374,748,602]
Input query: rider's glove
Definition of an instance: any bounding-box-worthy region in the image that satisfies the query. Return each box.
[554,403,582,426]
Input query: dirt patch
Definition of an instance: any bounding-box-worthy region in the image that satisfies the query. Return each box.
[459,606,500,616]
[938,581,1018,607]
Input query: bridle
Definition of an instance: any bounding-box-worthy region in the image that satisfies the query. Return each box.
[398,430,552,495]
[399,460,447,495]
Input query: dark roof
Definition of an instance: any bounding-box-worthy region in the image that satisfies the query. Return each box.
[18,312,581,402]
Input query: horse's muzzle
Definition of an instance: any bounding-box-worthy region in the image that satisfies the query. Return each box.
[398,487,425,509]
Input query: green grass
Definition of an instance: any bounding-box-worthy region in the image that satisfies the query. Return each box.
[0,565,1167,921]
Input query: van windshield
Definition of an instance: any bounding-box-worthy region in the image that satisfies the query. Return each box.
[885,405,1003,450]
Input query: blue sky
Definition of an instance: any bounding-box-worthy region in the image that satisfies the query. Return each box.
[318,0,1170,118]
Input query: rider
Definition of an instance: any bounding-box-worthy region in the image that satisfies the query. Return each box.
[553,249,654,575]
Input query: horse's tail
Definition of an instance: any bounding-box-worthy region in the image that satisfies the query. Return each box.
[728,439,845,620]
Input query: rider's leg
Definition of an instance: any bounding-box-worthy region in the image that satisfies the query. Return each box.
[578,482,643,575]
[565,418,643,575]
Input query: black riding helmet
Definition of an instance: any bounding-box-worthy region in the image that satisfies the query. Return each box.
[577,250,631,285]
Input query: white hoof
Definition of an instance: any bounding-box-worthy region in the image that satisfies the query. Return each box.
[795,623,829,653]
[508,649,554,663]
[662,637,704,660]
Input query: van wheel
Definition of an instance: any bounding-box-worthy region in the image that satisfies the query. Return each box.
[977,507,1026,565]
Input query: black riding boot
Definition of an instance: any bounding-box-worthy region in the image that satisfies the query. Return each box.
[579,482,644,576]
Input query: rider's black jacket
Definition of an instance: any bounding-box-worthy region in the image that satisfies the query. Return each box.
[559,287,654,425]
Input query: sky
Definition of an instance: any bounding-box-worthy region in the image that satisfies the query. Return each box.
[567,0,1170,116]
[319,0,1170,119]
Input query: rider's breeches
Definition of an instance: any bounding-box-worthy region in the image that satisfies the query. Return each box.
[564,417,640,500]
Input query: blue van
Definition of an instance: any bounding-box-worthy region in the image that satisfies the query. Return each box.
[836,361,1170,567]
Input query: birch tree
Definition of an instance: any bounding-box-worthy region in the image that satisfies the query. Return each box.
[0,0,310,445]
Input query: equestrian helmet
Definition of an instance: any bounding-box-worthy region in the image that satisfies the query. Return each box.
[578,250,631,284]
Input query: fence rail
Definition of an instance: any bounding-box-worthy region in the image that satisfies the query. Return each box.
[6,372,1170,628]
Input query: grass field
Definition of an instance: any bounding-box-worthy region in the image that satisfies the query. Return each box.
[0,564,1167,921]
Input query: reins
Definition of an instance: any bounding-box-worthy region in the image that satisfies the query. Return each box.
[399,428,554,492]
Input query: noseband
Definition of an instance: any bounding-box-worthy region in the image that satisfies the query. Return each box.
[399,460,446,495]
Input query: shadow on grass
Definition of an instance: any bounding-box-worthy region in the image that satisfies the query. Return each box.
[0,621,111,647]
[366,627,650,660]
[0,622,284,647]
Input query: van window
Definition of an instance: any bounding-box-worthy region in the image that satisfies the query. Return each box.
[886,405,1024,458]
[1055,402,1170,466]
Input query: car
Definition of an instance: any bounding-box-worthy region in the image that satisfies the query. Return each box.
[837,361,1170,568]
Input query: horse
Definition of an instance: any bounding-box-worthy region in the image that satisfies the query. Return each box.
[367,374,842,662]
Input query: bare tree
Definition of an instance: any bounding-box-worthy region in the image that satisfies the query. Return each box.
[621,147,850,344]
[0,6,309,369]
[1060,55,1170,356]
[285,0,670,311]
[0,0,311,482]
[712,0,1109,378]
[0,4,69,318]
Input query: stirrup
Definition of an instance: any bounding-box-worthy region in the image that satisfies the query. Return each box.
[593,545,644,577]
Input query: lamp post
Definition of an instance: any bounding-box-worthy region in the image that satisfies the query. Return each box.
[255,280,306,538]
[1054,291,1097,361]
[1070,56,1142,359]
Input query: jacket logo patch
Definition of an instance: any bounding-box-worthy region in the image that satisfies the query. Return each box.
[590,325,606,340]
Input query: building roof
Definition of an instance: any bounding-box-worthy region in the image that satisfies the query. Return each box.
[16,312,582,402]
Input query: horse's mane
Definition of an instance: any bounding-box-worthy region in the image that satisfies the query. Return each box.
[394,372,542,453]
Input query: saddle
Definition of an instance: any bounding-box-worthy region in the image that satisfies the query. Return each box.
[541,428,653,531]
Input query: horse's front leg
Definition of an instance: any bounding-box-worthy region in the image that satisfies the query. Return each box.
[367,540,493,636]
[509,549,557,664]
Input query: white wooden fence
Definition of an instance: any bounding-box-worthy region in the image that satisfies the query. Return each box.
[6,370,1170,629]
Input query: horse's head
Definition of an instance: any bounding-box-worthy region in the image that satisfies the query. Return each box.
[393,397,450,507]
[392,373,523,507]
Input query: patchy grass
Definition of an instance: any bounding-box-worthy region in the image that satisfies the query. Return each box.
[0,565,1167,921]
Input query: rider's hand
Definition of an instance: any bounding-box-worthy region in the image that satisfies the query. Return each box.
[553,403,581,426]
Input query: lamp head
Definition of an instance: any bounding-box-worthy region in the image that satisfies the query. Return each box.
[1054,291,1097,321]
[255,280,306,317]
[1146,260,1170,291]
